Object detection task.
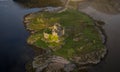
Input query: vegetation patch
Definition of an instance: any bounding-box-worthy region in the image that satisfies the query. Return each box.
[25,9,105,60]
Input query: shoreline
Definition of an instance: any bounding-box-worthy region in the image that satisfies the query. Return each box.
[24,8,107,72]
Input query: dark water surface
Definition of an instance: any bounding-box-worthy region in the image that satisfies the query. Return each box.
[0,0,40,72]
[0,0,120,72]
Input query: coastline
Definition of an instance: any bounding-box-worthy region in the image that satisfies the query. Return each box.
[23,8,107,72]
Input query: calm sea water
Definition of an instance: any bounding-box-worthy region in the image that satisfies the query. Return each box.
[0,0,40,72]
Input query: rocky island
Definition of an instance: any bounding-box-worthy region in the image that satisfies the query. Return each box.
[21,0,107,72]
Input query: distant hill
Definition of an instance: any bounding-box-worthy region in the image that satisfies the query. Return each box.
[13,0,63,8]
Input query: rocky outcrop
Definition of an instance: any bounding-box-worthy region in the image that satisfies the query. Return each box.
[31,47,106,72]
[73,48,107,65]
[32,55,76,72]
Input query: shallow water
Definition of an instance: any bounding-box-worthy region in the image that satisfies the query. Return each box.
[0,0,120,72]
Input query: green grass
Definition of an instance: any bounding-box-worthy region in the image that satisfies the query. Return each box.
[26,9,104,59]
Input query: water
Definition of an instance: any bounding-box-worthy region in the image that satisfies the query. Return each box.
[0,0,40,72]
[0,0,120,72]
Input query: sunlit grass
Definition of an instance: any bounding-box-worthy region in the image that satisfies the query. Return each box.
[26,9,104,59]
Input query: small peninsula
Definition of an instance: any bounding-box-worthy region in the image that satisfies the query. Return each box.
[24,9,106,72]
